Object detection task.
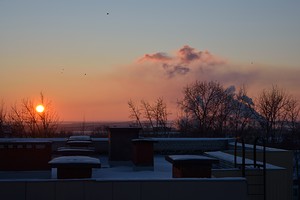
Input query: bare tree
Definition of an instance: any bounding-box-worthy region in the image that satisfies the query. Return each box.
[284,97,300,135]
[228,85,257,137]
[212,85,236,135]
[178,81,230,136]
[128,99,143,129]
[129,98,170,133]
[8,92,59,137]
[0,100,7,135]
[177,81,258,137]
[22,98,40,136]
[256,85,292,141]
[176,109,194,136]
[152,97,169,132]
[8,103,27,137]
[37,92,60,137]
[141,100,154,130]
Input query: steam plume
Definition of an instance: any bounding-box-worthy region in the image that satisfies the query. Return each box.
[139,45,226,77]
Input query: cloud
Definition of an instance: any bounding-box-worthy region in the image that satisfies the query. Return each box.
[177,45,219,64]
[139,52,171,62]
[163,64,190,77]
[132,46,300,104]
[83,45,300,121]
[139,45,226,78]
[177,45,201,63]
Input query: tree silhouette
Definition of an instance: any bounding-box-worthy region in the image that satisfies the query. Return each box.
[8,92,59,137]
[256,85,299,141]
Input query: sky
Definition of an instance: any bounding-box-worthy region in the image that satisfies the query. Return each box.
[1,0,300,122]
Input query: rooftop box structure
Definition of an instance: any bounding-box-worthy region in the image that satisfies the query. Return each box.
[0,140,52,171]
[108,127,140,162]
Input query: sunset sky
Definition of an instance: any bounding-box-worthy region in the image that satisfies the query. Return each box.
[1,1,300,122]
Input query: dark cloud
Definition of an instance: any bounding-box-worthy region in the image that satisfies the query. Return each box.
[163,64,190,77]
[177,45,200,63]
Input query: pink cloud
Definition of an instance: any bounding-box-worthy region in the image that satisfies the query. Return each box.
[138,45,226,77]
[139,52,172,62]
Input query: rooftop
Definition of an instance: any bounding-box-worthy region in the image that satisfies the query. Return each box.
[0,136,294,200]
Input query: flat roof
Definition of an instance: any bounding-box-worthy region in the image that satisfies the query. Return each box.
[0,155,173,180]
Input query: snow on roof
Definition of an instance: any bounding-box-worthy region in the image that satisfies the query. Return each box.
[205,151,284,170]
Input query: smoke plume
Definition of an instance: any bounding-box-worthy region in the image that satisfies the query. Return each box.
[139,45,226,77]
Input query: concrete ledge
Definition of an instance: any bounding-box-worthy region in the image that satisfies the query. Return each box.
[0,178,248,200]
[68,135,91,141]
[0,138,234,154]
[205,151,283,170]
[154,138,233,153]
[56,147,96,156]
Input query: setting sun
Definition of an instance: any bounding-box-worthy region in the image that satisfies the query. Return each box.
[36,105,45,113]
